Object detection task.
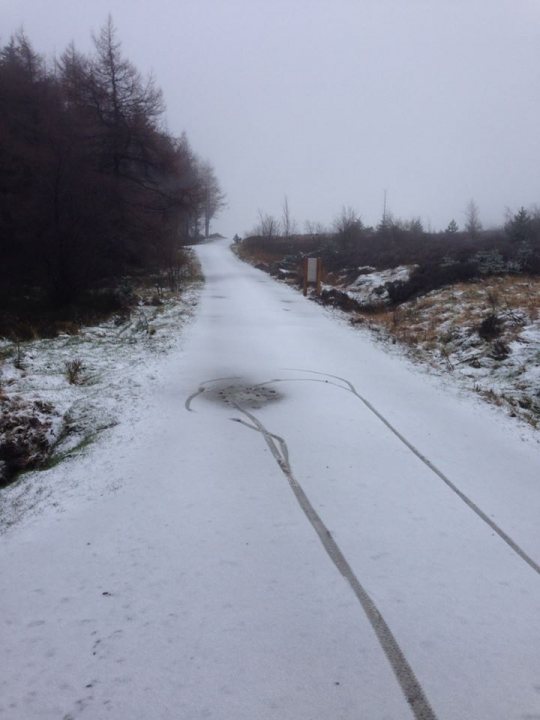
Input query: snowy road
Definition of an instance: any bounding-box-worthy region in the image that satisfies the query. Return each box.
[2,239,540,719]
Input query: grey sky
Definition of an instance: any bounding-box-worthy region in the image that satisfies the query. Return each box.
[2,0,539,236]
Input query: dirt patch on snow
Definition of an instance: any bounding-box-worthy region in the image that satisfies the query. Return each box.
[200,381,283,410]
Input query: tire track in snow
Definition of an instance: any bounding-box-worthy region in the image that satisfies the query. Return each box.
[187,380,438,720]
[187,368,539,716]
[280,370,540,577]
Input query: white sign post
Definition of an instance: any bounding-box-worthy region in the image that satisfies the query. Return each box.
[306,257,318,283]
[303,257,322,296]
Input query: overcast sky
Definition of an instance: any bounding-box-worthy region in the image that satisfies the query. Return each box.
[2,0,540,236]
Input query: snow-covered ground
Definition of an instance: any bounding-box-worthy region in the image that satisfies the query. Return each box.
[1,239,540,720]
[350,276,540,427]
[0,280,200,524]
[327,264,417,307]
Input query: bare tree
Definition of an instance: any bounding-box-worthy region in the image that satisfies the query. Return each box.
[304,220,327,235]
[91,16,164,179]
[333,206,363,254]
[333,206,362,235]
[281,195,296,238]
[464,199,482,238]
[256,211,278,240]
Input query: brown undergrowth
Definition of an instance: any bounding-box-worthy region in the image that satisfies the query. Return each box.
[351,276,540,426]
[356,277,540,343]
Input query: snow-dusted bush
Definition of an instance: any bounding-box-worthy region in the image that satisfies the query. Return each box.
[0,396,58,486]
[64,359,86,385]
[478,314,503,341]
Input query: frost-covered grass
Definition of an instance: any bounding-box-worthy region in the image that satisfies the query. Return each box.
[0,277,201,488]
[351,276,540,427]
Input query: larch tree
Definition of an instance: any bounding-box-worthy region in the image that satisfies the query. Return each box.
[0,21,225,306]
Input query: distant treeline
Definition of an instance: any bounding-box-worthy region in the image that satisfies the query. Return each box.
[244,202,540,303]
[0,20,225,307]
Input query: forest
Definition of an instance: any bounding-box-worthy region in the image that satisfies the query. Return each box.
[0,21,224,331]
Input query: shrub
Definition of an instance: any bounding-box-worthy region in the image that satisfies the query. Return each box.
[478,314,503,341]
[490,339,510,360]
[65,359,86,385]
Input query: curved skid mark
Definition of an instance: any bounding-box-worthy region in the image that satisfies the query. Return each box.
[284,368,355,392]
[188,370,540,575]
[187,367,540,715]
[350,393,540,576]
[233,405,290,472]
[253,377,346,393]
[230,403,437,720]
[204,376,244,384]
[230,417,290,467]
[185,387,205,412]
[281,369,540,576]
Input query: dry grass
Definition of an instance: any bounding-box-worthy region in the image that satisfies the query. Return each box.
[349,275,540,427]
[234,244,283,266]
[355,276,540,342]
[64,358,86,385]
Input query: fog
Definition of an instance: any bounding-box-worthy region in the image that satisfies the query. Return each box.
[2,0,539,236]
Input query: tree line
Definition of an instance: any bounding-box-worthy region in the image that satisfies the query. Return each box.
[248,196,540,271]
[243,197,540,304]
[0,20,225,308]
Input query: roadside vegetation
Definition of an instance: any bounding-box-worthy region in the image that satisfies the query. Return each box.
[236,202,540,426]
[0,20,224,329]
[0,255,202,490]
[0,21,221,486]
